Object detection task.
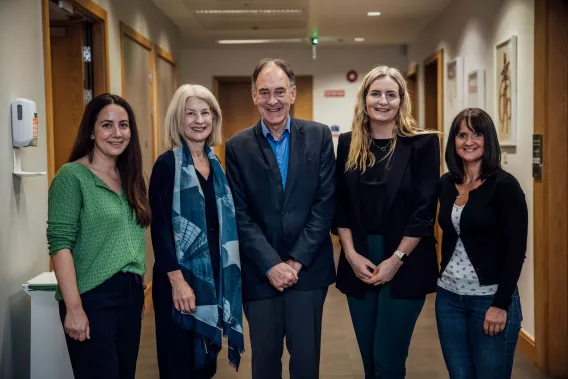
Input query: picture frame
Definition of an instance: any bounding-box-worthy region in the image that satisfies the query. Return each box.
[467,69,485,109]
[494,36,517,146]
[446,56,463,122]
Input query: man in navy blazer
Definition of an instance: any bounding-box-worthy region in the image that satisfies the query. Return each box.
[225,58,336,379]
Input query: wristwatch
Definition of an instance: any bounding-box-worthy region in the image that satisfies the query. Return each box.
[393,250,407,263]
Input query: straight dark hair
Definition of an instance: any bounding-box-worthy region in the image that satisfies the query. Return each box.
[251,58,296,91]
[69,93,151,227]
[446,107,502,184]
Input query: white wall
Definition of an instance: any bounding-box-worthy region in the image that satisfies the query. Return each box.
[0,1,179,377]
[408,0,535,337]
[179,45,408,138]
[0,2,49,378]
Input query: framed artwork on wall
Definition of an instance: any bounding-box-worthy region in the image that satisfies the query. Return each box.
[446,56,463,122]
[494,35,517,146]
[467,69,485,109]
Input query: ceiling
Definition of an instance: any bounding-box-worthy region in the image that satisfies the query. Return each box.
[151,0,454,48]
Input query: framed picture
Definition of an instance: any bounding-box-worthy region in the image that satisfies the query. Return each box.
[467,69,485,108]
[446,56,463,122]
[494,36,517,146]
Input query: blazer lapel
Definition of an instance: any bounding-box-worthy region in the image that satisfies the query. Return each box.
[283,118,304,208]
[254,122,284,199]
[384,138,411,216]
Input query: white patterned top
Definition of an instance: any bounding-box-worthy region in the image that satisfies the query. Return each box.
[437,203,498,296]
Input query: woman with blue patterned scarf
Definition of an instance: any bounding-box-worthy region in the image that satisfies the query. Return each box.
[149,84,244,378]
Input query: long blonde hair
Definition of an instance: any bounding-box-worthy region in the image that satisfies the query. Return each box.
[346,65,437,172]
[164,84,223,150]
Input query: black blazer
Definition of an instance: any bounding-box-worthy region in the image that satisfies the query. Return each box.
[225,118,337,301]
[438,171,528,310]
[334,132,440,299]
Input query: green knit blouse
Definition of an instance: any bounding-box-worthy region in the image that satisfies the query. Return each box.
[47,163,146,300]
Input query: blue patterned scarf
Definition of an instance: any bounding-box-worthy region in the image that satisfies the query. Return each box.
[172,139,244,371]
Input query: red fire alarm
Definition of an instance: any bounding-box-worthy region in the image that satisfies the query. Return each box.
[346,70,358,83]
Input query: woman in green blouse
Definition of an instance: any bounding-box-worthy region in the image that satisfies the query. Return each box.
[47,93,150,379]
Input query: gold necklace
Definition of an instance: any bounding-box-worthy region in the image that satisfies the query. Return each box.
[92,164,119,182]
[456,178,479,199]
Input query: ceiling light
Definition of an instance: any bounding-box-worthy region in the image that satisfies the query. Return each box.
[217,38,304,44]
[354,37,365,42]
[196,9,303,15]
[367,11,382,16]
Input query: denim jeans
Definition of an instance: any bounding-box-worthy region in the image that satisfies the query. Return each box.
[435,286,523,379]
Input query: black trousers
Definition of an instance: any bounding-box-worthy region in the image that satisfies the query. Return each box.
[244,288,328,379]
[58,272,144,379]
[152,273,217,379]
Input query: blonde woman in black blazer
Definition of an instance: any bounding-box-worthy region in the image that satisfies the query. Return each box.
[334,65,440,379]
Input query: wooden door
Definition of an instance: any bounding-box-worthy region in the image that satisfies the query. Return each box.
[215,78,259,168]
[291,75,314,120]
[533,0,568,375]
[50,23,85,173]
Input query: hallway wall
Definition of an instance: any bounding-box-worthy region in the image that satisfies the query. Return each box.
[179,45,408,143]
[408,0,536,337]
[0,1,179,378]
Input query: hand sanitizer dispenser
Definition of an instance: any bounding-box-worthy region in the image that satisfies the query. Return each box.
[11,98,46,177]
[11,98,38,147]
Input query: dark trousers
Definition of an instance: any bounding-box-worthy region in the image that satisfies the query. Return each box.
[244,288,328,379]
[435,286,523,379]
[152,273,217,379]
[58,272,144,379]
[347,235,425,379]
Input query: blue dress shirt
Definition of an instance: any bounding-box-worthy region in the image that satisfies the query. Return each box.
[261,117,291,189]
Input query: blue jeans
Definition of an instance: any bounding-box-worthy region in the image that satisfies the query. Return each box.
[435,286,523,379]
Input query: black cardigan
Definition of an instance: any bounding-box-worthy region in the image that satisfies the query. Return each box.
[334,132,440,299]
[148,150,220,280]
[438,170,528,310]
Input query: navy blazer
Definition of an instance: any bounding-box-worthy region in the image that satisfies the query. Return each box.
[225,118,337,301]
[334,132,440,299]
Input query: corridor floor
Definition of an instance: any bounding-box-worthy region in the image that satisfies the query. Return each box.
[136,253,550,378]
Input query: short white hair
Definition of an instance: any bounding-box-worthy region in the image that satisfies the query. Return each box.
[164,84,223,149]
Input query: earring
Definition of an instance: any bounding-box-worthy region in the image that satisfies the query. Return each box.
[90,134,94,140]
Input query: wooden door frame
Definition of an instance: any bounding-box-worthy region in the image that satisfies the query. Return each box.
[405,64,419,121]
[154,44,177,158]
[42,0,110,182]
[533,0,568,376]
[119,21,157,162]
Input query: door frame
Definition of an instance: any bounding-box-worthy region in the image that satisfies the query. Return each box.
[42,0,110,181]
[405,64,419,122]
[119,21,157,162]
[533,0,568,375]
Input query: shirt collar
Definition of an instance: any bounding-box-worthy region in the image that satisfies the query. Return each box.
[261,116,291,139]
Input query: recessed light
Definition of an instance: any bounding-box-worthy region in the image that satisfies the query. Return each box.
[354,37,365,42]
[196,9,303,15]
[217,38,304,44]
[367,11,382,16]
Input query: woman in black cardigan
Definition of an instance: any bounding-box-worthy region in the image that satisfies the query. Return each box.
[436,108,527,379]
[335,65,440,379]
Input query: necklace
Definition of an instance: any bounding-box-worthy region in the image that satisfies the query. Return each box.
[456,178,479,199]
[92,164,119,182]
[372,139,392,152]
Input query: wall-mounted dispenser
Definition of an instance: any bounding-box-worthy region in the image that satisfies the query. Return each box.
[11,98,47,177]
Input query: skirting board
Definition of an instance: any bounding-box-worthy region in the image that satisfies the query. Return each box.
[518,328,536,363]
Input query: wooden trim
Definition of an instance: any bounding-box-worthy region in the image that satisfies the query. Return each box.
[120,21,153,51]
[518,329,537,364]
[42,0,55,183]
[69,0,106,21]
[406,64,418,78]
[149,49,157,162]
[155,44,176,66]
[533,0,548,371]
